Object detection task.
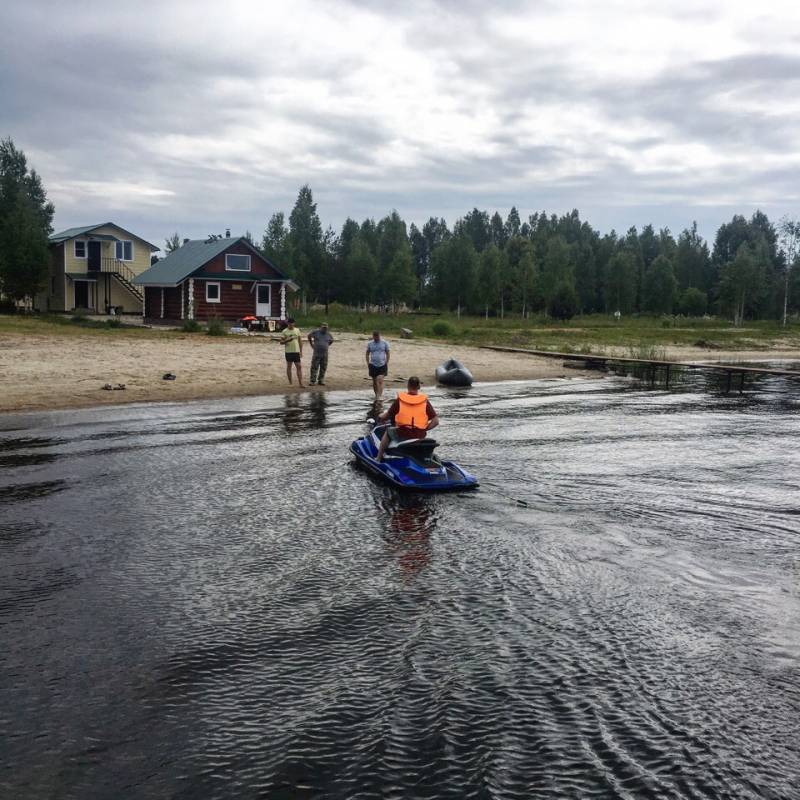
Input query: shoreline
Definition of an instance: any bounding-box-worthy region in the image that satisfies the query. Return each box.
[1,327,797,415]
[0,331,594,415]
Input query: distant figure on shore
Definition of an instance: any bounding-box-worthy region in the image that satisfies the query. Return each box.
[308,322,333,386]
[366,330,390,398]
[280,317,304,387]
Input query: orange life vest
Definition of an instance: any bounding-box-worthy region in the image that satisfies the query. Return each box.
[395,392,429,429]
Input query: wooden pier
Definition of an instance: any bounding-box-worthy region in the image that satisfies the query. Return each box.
[480,346,800,392]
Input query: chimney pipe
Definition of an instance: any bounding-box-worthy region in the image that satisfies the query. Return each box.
[225,228,230,238]
[183,238,189,245]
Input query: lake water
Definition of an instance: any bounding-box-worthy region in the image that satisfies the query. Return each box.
[1,373,799,799]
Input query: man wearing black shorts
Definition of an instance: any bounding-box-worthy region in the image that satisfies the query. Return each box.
[280,317,304,387]
[365,330,390,398]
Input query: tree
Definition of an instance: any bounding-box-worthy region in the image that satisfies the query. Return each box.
[541,236,574,308]
[454,208,490,253]
[0,138,54,303]
[548,282,579,320]
[778,217,799,326]
[674,222,712,292]
[478,244,502,318]
[504,206,521,240]
[718,242,766,326]
[164,232,182,253]
[678,287,707,316]
[0,193,50,301]
[288,185,322,306]
[384,246,417,309]
[642,255,678,314]
[604,251,637,314]
[428,236,478,316]
[262,211,292,271]
[346,237,377,307]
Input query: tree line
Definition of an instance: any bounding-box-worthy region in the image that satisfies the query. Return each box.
[258,186,800,324]
[1,135,799,325]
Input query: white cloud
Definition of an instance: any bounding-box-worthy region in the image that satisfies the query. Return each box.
[2,0,800,245]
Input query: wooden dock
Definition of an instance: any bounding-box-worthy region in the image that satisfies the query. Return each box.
[480,346,800,392]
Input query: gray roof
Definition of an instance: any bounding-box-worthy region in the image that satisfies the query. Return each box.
[133,237,290,286]
[50,222,159,250]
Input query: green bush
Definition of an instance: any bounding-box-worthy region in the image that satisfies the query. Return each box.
[105,318,122,328]
[431,321,453,336]
[182,319,201,333]
[206,317,226,336]
[547,282,579,320]
[679,287,708,317]
[0,297,17,314]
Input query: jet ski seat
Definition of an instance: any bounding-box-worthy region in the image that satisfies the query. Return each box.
[386,437,439,460]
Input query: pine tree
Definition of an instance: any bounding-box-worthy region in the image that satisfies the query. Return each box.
[0,138,54,303]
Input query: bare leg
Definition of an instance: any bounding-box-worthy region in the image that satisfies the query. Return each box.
[286,362,292,384]
[376,430,390,461]
[376,373,385,398]
[295,362,304,387]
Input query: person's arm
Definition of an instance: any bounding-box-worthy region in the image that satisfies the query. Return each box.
[307,332,315,346]
[299,331,303,357]
[426,401,439,430]
[365,346,371,367]
[379,400,399,423]
[384,342,390,366]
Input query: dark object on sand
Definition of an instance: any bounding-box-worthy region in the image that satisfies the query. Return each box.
[162,373,177,381]
[350,423,478,491]
[435,358,473,386]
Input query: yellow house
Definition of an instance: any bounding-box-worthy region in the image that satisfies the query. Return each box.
[40,223,159,313]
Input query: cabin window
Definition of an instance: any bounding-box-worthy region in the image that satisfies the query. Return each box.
[206,282,221,303]
[225,254,251,272]
[74,240,86,258]
[115,240,134,261]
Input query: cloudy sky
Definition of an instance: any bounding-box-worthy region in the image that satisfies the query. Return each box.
[3,0,799,250]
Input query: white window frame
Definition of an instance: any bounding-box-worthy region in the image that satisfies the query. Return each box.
[115,240,134,261]
[205,281,221,303]
[225,253,251,272]
[74,240,87,259]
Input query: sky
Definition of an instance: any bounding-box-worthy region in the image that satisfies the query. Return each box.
[3,0,800,252]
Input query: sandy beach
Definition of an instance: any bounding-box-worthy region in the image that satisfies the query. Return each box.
[0,329,587,414]
[1,325,798,414]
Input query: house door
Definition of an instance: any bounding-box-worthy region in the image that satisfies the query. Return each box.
[256,284,271,317]
[87,241,101,272]
[74,281,90,309]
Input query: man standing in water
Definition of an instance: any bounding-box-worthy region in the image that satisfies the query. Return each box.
[366,330,390,398]
[376,376,439,461]
[308,322,333,386]
[280,317,304,387]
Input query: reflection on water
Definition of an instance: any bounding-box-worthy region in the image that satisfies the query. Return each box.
[1,375,799,799]
[383,497,435,579]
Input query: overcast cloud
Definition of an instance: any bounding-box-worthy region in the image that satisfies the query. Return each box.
[3,0,799,250]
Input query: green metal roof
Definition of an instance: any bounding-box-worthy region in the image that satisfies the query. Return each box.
[133,237,291,286]
[49,222,159,250]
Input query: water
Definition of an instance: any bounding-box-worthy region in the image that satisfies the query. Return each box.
[1,375,799,799]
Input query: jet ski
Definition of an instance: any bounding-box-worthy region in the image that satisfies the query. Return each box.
[435,358,473,387]
[350,423,478,491]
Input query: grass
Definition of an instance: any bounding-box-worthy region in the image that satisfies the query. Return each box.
[292,307,800,353]
[2,310,799,354]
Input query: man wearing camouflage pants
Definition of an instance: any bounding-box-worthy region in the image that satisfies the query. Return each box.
[308,322,334,386]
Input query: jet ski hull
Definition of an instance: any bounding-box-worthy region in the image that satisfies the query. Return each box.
[350,425,478,491]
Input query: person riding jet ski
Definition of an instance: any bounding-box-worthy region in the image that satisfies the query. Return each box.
[376,376,439,462]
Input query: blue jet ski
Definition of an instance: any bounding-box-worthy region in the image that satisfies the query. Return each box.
[350,423,478,491]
